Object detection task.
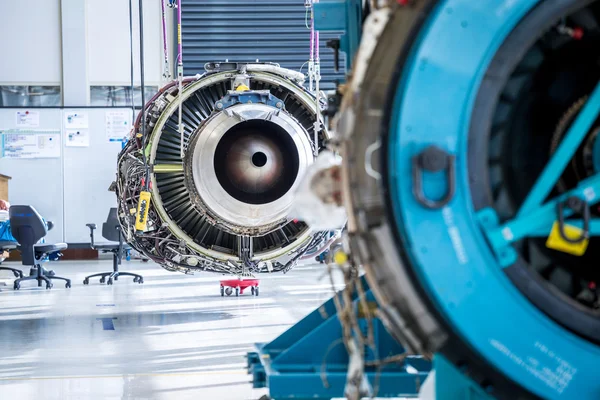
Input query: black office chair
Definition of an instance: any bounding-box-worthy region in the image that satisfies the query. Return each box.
[83,208,143,285]
[9,205,70,290]
[0,241,23,278]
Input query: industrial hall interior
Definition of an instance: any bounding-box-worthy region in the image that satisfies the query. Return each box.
[1,0,600,399]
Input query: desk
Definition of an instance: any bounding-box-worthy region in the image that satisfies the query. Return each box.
[0,174,11,200]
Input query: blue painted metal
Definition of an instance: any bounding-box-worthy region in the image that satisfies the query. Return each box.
[313,0,362,71]
[315,250,329,263]
[387,0,600,398]
[593,134,600,173]
[477,173,600,267]
[215,90,284,111]
[434,354,494,400]
[247,278,430,399]
[518,82,600,217]
[528,219,600,237]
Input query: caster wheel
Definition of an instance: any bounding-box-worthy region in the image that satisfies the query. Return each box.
[133,277,139,283]
[138,278,144,284]
[12,271,20,278]
[83,278,89,285]
[99,277,106,284]
[220,286,225,297]
[13,283,20,290]
[255,287,259,296]
[251,287,255,295]
[142,259,149,263]
[65,282,71,289]
[107,278,113,285]
[235,288,239,297]
[46,283,53,290]
[114,276,119,281]
[225,287,233,296]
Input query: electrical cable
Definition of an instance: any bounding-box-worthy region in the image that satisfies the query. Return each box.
[128,0,135,124]
[137,0,149,189]
[160,0,171,79]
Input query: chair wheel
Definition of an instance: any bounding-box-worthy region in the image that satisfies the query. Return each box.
[99,277,106,284]
[220,286,224,296]
[12,271,19,278]
[138,278,143,284]
[133,277,139,283]
[114,275,118,281]
[107,278,113,285]
[46,283,53,289]
[13,283,20,290]
[251,287,255,295]
[255,287,259,296]
[65,282,71,289]
[225,287,233,296]
[83,278,89,285]
[235,287,239,297]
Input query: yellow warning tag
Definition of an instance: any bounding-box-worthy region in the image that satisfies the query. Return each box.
[545,221,589,256]
[135,191,152,232]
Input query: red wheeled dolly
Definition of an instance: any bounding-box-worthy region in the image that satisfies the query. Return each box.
[220,278,260,297]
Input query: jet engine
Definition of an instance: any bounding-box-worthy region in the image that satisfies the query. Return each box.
[115,63,330,275]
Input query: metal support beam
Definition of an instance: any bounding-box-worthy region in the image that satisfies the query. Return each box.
[247,277,430,399]
[478,172,600,266]
[518,82,600,216]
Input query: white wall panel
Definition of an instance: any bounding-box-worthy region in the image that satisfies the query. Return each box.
[0,0,62,84]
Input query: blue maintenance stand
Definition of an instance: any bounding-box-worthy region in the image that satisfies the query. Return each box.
[247,278,431,400]
[430,355,496,400]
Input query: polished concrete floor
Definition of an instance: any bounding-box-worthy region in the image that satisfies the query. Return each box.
[0,259,342,399]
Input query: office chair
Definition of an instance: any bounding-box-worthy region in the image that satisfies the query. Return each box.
[83,208,143,285]
[0,241,23,278]
[9,205,71,290]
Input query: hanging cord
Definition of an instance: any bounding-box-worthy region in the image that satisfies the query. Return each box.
[308,0,315,92]
[128,0,135,127]
[177,0,185,159]
[160,0,171,80]
[138,0,150,190]
[311,0,322,157]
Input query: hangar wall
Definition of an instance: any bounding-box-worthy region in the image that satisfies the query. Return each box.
[0,0,161,245]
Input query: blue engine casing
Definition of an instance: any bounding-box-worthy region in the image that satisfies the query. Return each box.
[338,0,600,398]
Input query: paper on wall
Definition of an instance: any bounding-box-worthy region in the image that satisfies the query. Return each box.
[64,110,89,129]
[106,110,132,142]
[15,110,40,127]
[1,130,61,158]
[65,129,90,147]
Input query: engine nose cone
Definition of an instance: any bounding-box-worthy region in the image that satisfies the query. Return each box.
[214,120,299,204]
[224,135,283,192]
[186,103,314,231]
